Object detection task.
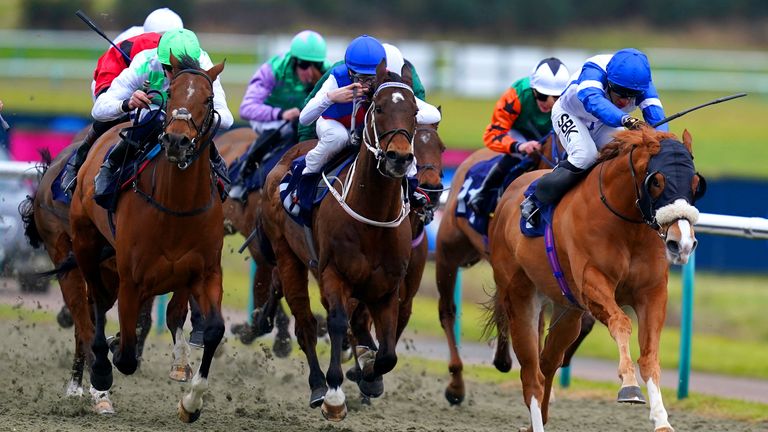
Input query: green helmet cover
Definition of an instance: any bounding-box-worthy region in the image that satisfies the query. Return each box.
[289,30,327,62]
[157,29,201,65]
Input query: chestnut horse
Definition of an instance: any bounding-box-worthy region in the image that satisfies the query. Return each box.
[435,134,596,404]
[487,128,704,432]
[69,55,226,423]
[262,61,417,420]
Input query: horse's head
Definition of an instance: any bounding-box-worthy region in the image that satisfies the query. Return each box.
[363,59,418,178]
[161,54,225,169]
[606,127,706,265]
[414,119,445,207]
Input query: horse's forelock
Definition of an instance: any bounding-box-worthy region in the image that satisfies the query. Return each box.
[174,54,201,72]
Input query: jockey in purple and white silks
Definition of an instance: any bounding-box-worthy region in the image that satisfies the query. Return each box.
[295,35,441,211]
[521,48,668,225]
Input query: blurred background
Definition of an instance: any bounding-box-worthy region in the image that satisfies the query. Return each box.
[0,0,766,384]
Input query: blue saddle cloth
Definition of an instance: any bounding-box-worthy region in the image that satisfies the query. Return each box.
[228,141,293,194]
[455,155,535,236]
[519,180,556,238]
[279,152,356,227]
[51,153,75,205]
[92,143,163,210]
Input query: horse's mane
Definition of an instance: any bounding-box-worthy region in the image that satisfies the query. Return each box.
[175,54,201,71]
[595,127,679,164]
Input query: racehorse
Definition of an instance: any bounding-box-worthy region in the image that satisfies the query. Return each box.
[20,135,151,414]
[487,127,704,432]
[261,60,418,420]
[435,133,596,405]
[68,54,226,423]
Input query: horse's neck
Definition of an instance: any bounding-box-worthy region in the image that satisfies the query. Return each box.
[150,154,212,207]
[345,146,404,222]
[582,156,645,228]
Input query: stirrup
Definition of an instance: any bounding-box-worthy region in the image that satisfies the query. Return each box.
[520,197,540,222]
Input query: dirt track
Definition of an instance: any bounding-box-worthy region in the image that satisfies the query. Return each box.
[0,318,764,432]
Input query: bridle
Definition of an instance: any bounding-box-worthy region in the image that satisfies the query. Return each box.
[159,68,221,170]
[361,81,417,177]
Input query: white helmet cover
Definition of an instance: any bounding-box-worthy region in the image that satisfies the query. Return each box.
[530,57,570,96]
[143,8,184,34]
[383,43,405,75]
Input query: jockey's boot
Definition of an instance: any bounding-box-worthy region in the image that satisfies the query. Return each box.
[209,144,230,201]
[468,153,518,215]
[229,137,268,202]
[296,172,321,213]
[520,160,586,225]
[61,126,99,196]
[94,139,135,198]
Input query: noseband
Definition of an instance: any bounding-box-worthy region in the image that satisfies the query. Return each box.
[160,68,221,169]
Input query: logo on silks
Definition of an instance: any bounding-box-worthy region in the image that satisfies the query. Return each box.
[557,113,578,139]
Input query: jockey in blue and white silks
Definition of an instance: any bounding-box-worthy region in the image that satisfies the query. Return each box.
[521,48,668,225]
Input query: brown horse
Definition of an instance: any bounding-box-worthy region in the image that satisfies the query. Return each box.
[69,55,226,423]
[487,128,704,432]
[262,61,417,420]
[435,133,595,404]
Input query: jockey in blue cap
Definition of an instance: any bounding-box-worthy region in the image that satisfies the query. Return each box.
[295,34,440,212]
[520,48,668,226]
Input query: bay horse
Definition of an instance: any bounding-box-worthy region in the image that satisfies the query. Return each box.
[68,54,226,423]
[435,134,596,405]
[20,135,151,413]
[262,60,417,420]
[487,127,704,432]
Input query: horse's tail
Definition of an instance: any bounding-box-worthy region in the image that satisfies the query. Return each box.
[19,150,53,249]
[38,252,78,278]
[481,287,509,344]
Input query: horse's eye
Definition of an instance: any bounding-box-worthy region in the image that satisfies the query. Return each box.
[375,106,383,113]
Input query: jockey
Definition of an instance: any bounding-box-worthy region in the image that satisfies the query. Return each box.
[296,43,427,143]
[520,48,668,225]
[90,28,233,201]
[468,58,570,214]
[295,35,441,212]
[61,8,184,194]
[228,30,330,201]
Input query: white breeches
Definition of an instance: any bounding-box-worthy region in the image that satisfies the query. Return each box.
[551,100,623,170]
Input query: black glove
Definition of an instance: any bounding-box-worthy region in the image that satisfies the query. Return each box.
[622,116,646,130]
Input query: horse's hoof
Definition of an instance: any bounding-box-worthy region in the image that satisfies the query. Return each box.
[345,365,361,383]
[106,334,119,354]
[272,335,292,358]
[655,427,675,432]
[617,385,646,404]
[444,387,464,405]
[321,400,347,422]
[309,386,327,409]
[177,400,201,423]
[169,364,193,382]
[233,323,258,345]
[358,376,383,399]
[93,399,115,415]
[56,307,74,328]
[341,346,354,363]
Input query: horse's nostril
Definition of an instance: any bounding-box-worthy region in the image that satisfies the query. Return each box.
[691,239,698,251]
[385,151,398,161]
[666,240,680,255]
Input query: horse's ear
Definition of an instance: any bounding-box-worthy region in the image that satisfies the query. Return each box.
[682,129,693,153]
[375,58,388,84]
[400,63,413,88]
[207,59,226,82]
[169,52,181,72]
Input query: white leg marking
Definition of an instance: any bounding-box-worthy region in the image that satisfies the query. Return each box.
[530,396,545,432]
[182,373,208,413]
[324,387,346,407]
[65,379,83,397]
[173,327,191,367]
[89,385,115,414]
[647,378,672,431]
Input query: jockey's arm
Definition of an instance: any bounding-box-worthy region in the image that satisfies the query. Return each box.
[416,97,441,125]
[299,74,339,126]
[482,87,521,154]
[91,55,146,122]
[239,62,282,122]
[576,62,626,128]
[199,51,234,129]
[635,81,668,132]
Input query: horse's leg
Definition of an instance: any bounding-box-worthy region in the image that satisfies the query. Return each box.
[88,288,116,414]
[365,287,401,385]
[537,304,584,426]
[178,272,225,424]
[56,254,93,397]
[272,300,293,358]
[166,292,193,382]
[135,297,153,367]
[275,245,326,409]
[112,279,142,376]
[561,313,596,368]
[634,282,674,432]
[318,267,354,421]
[584,266,645,404]
[346,305,377,396]
[234,263,274,344]
[435,235,471,405]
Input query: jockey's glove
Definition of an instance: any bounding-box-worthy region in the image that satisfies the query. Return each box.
[621,115,646,130]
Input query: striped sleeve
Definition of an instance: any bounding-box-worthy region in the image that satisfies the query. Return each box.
[576,61,626,127]
[636,81,668,131]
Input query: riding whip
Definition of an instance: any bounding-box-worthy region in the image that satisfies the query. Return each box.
[75,10,132,64]
[651,93,747,128]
